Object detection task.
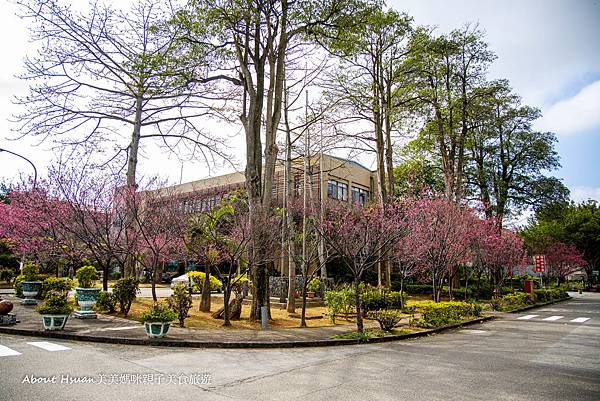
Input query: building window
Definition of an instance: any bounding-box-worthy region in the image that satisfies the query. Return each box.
[327,179,348,201]
[351,186,369,206]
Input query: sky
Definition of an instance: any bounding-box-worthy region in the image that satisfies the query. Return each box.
[1,0,599,204]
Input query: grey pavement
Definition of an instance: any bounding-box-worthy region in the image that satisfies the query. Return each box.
[1,292,598,401]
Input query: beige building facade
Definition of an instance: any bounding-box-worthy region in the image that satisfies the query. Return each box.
[161,153,376,212]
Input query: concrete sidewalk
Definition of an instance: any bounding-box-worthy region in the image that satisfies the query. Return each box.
[0,295,497,348]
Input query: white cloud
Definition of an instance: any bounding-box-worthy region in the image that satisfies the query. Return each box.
[570,186,600,203]
[536,80,600,135]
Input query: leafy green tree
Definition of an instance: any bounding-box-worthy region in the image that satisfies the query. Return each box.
[324,9,412,204]
[403,25,496,202]
[466,81,567,226]
[521,201,600,283]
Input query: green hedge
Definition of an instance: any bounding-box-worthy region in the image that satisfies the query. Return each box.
[534,288,568,303]
[410,301,482,328]
[360,287,406,312]
[324,285,406,324]
[491,289,568,311]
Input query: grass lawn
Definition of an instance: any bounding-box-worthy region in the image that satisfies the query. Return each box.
[121,296,357,330]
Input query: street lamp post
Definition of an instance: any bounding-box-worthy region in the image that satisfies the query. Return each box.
[0,147,38,186]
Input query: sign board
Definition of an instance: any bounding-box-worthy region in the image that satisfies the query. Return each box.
[533,255,546,273]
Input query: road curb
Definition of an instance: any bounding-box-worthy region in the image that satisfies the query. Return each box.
[0,315,496,349]
[505,296,572,314]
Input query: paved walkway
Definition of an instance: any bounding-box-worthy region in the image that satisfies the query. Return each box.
[0,295,391,346]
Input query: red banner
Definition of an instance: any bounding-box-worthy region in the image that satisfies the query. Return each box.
[533,255,546,273]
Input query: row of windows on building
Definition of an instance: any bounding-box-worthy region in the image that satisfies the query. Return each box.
[327,179,369,205]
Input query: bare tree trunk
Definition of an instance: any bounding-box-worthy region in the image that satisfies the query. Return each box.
[300,275,308,328]
[200,263,211,312]
[354,276,364,332]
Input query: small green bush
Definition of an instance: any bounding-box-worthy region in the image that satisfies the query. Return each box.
[95,291,117,313]
[368,309,404,332]
[168,284,193,327]
[112,277,140,316]
[360,287,406,312]
[307,278,321,293]
[411,301,481,328]
[324,285,355,324]
[21,262,41,281]
[76,265,99,288]
[187,271,222,292]
[534,288,567,303]
[41,277,74,298]
[36,292,73,315]
[332,328,387,341]
[139,301,177,324]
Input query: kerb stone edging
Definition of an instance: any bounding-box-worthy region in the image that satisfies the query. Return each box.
[0,315,495,349]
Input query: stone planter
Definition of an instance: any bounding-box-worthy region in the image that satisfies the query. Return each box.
[41,314,69,331]
[21,281,43,305]
[143,322,171,338]
[307,291,316,299]
[74,287,101,319]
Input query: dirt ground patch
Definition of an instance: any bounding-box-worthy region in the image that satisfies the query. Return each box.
[124,296,357,330]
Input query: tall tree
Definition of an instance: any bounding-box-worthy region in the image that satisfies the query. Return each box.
[14,0,229,188]
[324,9,412,204]
[466,82,567,227]
[405,25,495,202]
[178,0,374,319]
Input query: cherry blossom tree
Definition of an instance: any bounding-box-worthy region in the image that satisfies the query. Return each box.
[128,188,188,303]
[406,197,477,302]
[544,241,586,282]
[0,181,74,271]
[471,218,526,295]
[48,166,139,290]
[318,203,404,332]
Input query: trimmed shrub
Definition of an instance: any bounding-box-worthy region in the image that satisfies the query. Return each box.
[368,309,404,332]
[168,283,193,327]
[410,301,482,328]
[76,265,99,288]
[21,262,41,281]
[187,271,222,292]
[139,301,177,323]
[36,292,73,315]
[534,288,567,303]
[324,286,355,324]
[95,291,117,313]
[360,287,406,312]
[112,277,140,316]
[41,277,74,298]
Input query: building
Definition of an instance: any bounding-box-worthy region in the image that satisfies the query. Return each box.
[160,153,376,212]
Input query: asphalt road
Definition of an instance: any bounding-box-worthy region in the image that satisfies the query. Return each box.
[1,292,598,401]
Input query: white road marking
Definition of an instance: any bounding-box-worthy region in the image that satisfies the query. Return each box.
[27,341,71,352]
[517,315,538,320]
[570,317,590,323]
[0,344,21,357]
[460,329,487,334]
[78,325,140,334]
[542,316,564,321]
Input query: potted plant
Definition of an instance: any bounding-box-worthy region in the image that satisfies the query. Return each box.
[36,292,73,330]
[307,278,321,299]
[20,263,43,305]
[74,265,100,318]
[139,302,177,338]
